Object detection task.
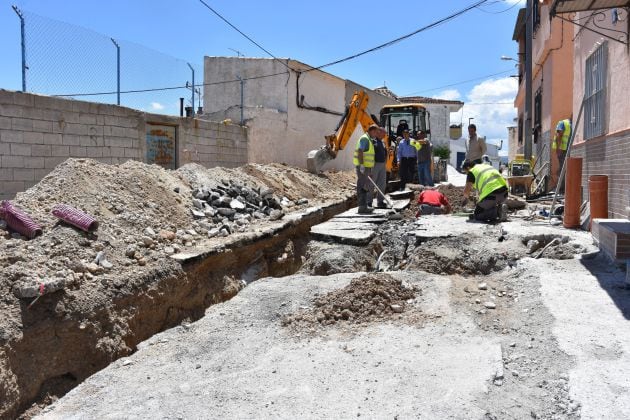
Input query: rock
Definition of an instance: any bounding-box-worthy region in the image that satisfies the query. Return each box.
[230,199,246,210]
[143,227,156,237]
[478,282,488,290]
[484,301,496,309]
[86,262,103,274]
[260,187,273,198]
[173,187,180,193]
[192,198,206,209]
[207,228,220,238]
[297,198,309,205]
[218,208,236,217]
[186,229,198,236]
[269,210,284,221]
[13,278,66,299]
[125,244,138,258]
[122,359,134,366]
[0,220,7,230]
[526,239,541,254]
[341,309,352,320]
[142,236,154,247]
[204,208,217,217]
[137,258,147,266]
[509,342,516,347]
[253,211,266,219]
[219,228,229,237]
[191,209,205,218]
[164,246,175,255]
[475,298,481,304]
[159,230,176,241]
[390,304,404,313]
[100,259,113,269]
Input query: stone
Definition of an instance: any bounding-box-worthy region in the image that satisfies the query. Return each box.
[207,228,220,238]
[13,277,66,299]
[509,342,516,347]
[86,262,103,274]
[297,198,309,205]
[143,227,156,237]
[164,246,175,255]
[142,236,154,247]
[186,229,198,236]
[159,230,176,241]
[390,304,403,313]
[478,282,488,290]
[218,208,236,217]
[125,244,138,258]
[192,198,206,209]
[0,220,7,230]
[219,228,229,237]
[100,259,113,269]
[484,301,496,309]
[253,211,266,219]
[260,187,273,198]
[191,209,205,218]
[526,239,541,254]
[269,210,284,221]
[204,208,217,217]
[137,258,147,266]
[230,199,246,210]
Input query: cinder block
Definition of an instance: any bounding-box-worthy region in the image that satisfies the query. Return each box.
[13,168,35,181]
[33,119,53,132]
[31,145,52,157]
[0,168,12,181]
[104,115,120,126]
[124,148,139,158]
[0,143,9,155]
[51,145,70,157]
[0,116,11,130]
[1,130,23,143]
[44,157,67,169]
[43,133,63,145]
[62,135,82,146]
[104,136,130,148]
[11,117,33,131]
[109,126,127,137]
[69,146,87,157]
[79,135,97,147]
[1,181,25,194]
[22,131,44,144]
[64,123,88,136]
[24,157,45,169]
[86,147,103,158]
[1,155,24,168]
[13,92,34,107]
[79,114,97,125]
[10,143,31,156]
[34,168,51,180]
[0,103,23,118]
[71,101,91,114]
[110,147,126,158]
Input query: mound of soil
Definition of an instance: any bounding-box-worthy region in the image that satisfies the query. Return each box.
[282,274,419,328]
[436,184,475,213]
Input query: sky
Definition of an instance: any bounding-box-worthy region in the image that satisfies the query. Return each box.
[0,0,525,155]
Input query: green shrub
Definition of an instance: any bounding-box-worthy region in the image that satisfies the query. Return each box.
[433,144,451,160]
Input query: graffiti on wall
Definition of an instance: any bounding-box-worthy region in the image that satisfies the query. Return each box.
[146,124,177,169]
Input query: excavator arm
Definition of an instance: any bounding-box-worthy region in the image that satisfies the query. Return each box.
[307,90,397,175]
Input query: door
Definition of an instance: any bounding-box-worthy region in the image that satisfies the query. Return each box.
[456,152,466,171]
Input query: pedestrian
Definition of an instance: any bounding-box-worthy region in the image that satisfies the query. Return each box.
[552,118,571,180]
[415,187,451,217]
[461,160,508,222]
[396,129,417,191]
[372,127,389,208]
[415,131,434,187]
[353,124,378,214]
[465,124,487,165]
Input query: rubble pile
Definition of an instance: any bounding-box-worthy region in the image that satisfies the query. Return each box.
[436,183,474,213]
[282,274,419,328]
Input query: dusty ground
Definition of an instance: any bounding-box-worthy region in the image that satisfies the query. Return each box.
[36,206,630,420]
[0,158,354,419]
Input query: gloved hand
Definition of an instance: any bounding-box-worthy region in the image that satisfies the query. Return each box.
[359,165,365,174]
[461,197,469,207]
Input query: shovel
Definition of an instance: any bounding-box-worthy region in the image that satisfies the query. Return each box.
[366,175,395,209]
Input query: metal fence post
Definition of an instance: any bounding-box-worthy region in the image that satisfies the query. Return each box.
[110,38,120,105]
[12,5,26,92]
[187,63,195,117]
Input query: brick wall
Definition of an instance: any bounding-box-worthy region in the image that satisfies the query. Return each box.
[571,128,630,219]
[0,90,248,200]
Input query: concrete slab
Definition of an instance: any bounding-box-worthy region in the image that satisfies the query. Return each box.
[311,221,378,231]
[38,272,503,420]
[412,214,490,239]
[310,228,375,245]
[389,190,414,200]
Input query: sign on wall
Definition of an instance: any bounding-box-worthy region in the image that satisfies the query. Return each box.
[146,123,177,169]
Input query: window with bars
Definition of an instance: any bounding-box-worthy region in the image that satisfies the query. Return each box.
[584,41,607,139]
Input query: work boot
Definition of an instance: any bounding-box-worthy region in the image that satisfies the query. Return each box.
[499,204,509,222]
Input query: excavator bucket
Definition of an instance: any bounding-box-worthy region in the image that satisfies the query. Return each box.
[307,147,334,174]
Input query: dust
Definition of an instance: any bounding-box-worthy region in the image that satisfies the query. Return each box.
[282,273,420,329]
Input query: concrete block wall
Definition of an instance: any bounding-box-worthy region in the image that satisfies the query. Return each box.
[0,89,248,200]
[571,128,630,219]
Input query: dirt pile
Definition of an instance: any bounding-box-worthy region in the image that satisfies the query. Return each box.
[0,158,354,419]
[282,274,419,328]
[436,183,475,213]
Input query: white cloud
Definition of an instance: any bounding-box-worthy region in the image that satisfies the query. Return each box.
[150,102,165,110]
[449,77,518,153]
[433,89,461,101]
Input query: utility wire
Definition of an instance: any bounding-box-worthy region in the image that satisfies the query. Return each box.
[476,0,521,14]
[401,69,514,96]
[196,0,291,71]
[303,0,490,73]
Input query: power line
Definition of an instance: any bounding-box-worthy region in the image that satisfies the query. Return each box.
[476,0,521,14]
[302,0,489,73]
[196,0,292,71]
[401,69,514,96]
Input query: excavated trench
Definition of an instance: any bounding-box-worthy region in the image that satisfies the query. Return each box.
[7,201,356,420]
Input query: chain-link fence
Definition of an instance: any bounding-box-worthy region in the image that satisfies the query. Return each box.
[12,7,201,116]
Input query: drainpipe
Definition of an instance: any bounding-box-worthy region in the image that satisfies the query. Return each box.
[524,0,533,161]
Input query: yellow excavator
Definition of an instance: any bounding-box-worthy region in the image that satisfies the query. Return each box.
[306,90,430,177]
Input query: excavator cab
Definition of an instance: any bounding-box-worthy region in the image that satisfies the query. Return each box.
[380,104,431,153]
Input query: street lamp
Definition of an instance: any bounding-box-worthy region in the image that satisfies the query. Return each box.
[500,55,518,62]
[468,117,474,126]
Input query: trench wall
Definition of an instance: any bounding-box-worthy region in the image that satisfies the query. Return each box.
[0,89,248,200]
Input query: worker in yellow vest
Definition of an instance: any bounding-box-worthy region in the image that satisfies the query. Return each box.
[461,160,509,222]
[552,119,571,176]
[353,124,378,214]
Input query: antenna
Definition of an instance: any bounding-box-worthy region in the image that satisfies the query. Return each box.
[228,48,244,57]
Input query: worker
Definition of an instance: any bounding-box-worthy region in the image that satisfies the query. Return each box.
[415,187,451,217]
[465,124,487,165]
[396,120,409,137]
[396,129,416,191]
[461,159,509,222]
[415,131,434,187]
[552,118,571,179]
[372,127,389,208]
[353,124,378,214]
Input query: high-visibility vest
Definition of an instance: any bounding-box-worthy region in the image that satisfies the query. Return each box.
[552,119,571,151]
[470,164,507,202]
[353,134,375,168]
[411,140,422,152]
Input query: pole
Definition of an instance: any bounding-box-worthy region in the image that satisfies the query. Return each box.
[187,63,195,118]
[111,38,120,105]
[12,5,26,92]
[524,0,533,160]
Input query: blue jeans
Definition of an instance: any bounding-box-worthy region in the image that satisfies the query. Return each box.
[417,161,433,186]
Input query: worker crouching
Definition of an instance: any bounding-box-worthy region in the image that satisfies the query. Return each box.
[461,160,508,223]
[415,188,451,217]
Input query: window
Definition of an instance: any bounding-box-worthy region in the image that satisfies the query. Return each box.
[533,0,541,31]
[584,41,607,139]
[534,87,542,143]
[517,116,523,146]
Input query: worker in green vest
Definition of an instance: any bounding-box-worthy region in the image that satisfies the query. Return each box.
[552,119,571,178]
[353,124,378,214]
[461,160,509,222]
